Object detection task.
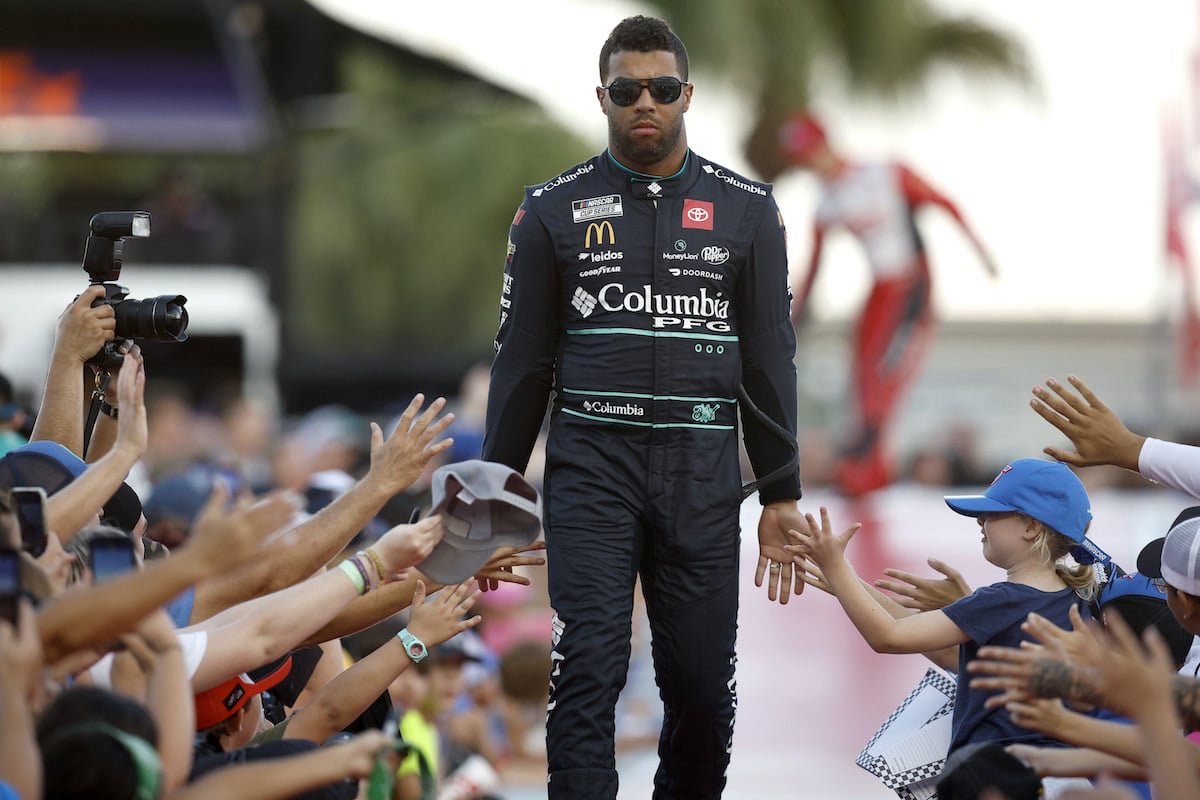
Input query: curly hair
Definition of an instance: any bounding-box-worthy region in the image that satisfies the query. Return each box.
[598,15,689,82]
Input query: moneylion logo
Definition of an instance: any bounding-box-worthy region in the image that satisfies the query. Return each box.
[585,221,615,248]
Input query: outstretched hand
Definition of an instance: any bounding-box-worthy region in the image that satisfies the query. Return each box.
[406,579,483,649]
[874,558,971,612]
[784,505,862,572]
[374,515,445,576]
[185,481,301,574]
[474,540,547,592]
[1030,375,1144,472]
[365,394,455,496]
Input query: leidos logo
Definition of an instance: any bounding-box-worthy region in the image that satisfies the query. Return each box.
[585,221,616,249]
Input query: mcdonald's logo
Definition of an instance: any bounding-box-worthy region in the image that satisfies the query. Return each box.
[585,221,616,249]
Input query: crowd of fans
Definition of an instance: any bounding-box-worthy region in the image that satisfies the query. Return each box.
[0,291,554,800]
[12,288,1200,800]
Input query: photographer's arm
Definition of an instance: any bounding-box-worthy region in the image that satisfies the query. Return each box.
[186,395,453,624]
[29,286,116,457]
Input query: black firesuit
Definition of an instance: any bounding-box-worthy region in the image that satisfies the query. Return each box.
[482,149,801,800]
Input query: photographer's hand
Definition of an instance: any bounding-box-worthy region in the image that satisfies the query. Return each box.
[29,286,118,457]
[59,285,117,364]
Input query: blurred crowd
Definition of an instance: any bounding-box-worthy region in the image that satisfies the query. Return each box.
[0,291,569,800]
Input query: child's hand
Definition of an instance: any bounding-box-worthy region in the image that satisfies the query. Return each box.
[784,505,860,570]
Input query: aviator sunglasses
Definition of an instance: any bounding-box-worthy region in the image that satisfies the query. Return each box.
[600,76,689,106]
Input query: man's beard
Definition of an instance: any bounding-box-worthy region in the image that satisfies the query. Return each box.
[609,113,684,170]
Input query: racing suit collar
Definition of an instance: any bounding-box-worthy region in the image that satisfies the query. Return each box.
[604,149,693,199]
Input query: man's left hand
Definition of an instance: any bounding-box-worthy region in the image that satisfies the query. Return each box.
[756,501,806,605]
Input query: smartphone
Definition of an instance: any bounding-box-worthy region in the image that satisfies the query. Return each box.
[11,486,47,558]
[0,548,20,628]
[89,537,136,583]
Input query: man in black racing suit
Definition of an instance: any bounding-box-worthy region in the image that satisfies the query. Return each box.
[482,15,807,800]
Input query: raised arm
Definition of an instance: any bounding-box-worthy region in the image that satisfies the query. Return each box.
[1031,375,1147,473]
[167,730,395,800]
[899,165,998,279]
[29,286,116,456]
[189,515,444,691]
[45,344,146,542]
[186,394,454,623]
[112,610,194,791]
[285,579,481,743]
[37,484,296,663]
[298,542,546,647]
[787,506,968,654]
[794,553,958,671]
[0,600,42,800]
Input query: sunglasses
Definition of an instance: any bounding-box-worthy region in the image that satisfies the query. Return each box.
[600,77,689,107]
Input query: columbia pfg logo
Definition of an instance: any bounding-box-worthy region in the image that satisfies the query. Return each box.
[572,287,597,317]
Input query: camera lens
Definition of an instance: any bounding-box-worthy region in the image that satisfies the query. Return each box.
[113,294,189,342]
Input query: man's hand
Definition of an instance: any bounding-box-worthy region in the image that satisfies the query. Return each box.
[56,285,116,364]
[362,394,455,496]
[755,501,806,604]
[874,558,971,612]
[474,540,546,592]
[1031,375,1144,472]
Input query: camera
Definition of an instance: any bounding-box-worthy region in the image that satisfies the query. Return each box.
[82,211,189,368]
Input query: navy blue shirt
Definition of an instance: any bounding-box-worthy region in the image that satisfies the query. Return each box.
[943,581,1092,753]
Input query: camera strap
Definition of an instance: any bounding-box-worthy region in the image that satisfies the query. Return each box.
[82,368,111,460]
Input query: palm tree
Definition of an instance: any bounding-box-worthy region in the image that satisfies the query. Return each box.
[644,0,1034,180]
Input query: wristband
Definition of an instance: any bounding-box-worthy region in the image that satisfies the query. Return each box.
[338,559,366,595]
[397,628,427,663]
[363,547,389,585]
[98,400,119,419]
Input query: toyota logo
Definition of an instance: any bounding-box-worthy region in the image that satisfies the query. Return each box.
[686,207,710,223]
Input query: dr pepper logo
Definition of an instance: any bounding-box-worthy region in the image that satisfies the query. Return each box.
[682,199,713,230]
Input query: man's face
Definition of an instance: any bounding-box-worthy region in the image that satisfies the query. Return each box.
[598,49,691,173]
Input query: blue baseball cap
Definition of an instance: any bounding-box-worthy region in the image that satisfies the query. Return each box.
[944,459,1093,542]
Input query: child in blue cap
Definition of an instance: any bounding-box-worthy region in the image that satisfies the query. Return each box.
[788,458,1106,757]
